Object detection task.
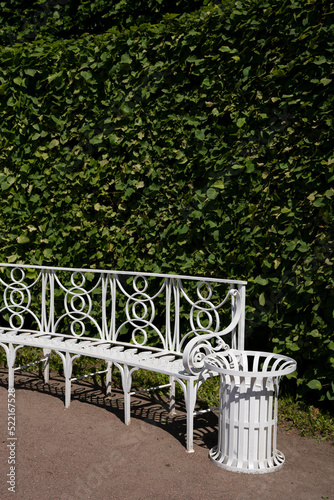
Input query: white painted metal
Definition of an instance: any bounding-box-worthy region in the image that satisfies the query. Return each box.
[204,350,297,473]
[0,263,247,452]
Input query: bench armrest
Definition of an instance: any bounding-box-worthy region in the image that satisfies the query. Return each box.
[182,288,243,375]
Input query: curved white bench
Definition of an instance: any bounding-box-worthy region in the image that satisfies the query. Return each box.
[0,264,246,452]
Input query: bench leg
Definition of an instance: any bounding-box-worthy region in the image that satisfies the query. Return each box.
[56,351,75,408]
[43,348,51,384]
[5,343,21,391]
[116,363,137,426]
[106,361,112,397]
[121,365,133,425]
[64,352,74,409]
[169,376,176,415]
[186,380,198,453]
[7,343,16,391]
[176,378,199,453]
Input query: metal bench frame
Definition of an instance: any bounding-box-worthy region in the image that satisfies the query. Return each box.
[0,263,246,452]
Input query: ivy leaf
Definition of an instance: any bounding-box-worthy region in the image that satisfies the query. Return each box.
[213,180,224,189]
[320,78,331,86]
[236,117,246,128]
[313,197,325,207]
[8,255,19,263]
[207,188,218,200]
[109,134,118,145]
[287,343,300,352]
[195,129,205,141]
[80,71,92,81]
[307,380,322,390]
[17,235,30,244]
[254,276,269,285]
[43,248,53,258]
[13,76,25,86]
[49,139,59,149]
[298,241,310,252]
[121,54,132,64]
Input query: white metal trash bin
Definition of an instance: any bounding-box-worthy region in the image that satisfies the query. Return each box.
[204,350,297,474]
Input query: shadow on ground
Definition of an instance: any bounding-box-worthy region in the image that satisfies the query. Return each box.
[0,368,218,451]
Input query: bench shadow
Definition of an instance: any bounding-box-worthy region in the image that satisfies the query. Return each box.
[0,369,218,451]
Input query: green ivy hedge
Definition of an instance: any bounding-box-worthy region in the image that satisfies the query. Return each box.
[0,0,333,404]
[0,0,207,43]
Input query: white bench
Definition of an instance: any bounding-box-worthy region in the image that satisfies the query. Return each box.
[0,263,246,452]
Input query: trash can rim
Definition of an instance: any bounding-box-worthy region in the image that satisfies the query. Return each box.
[204,349,297,378]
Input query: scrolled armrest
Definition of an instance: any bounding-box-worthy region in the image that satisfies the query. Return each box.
[182,288,242,375]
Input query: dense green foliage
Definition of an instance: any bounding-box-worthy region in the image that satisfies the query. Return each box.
[0,0,207,43]
[0,0,333,405]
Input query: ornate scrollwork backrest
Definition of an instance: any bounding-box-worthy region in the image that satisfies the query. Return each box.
[52,271,105,338]
[0,265,246,355]
[113,275,168,348]
[178,280,233,347]
[0,267,43,331]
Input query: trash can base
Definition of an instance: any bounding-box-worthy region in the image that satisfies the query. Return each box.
[209,446,285,474]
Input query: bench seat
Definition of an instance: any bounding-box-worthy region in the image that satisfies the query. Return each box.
[0,329,200,378]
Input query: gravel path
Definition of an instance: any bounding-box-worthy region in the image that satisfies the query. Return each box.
[1,371,333,500]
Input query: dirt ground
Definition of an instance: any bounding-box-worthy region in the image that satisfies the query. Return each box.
[0,370,333,500]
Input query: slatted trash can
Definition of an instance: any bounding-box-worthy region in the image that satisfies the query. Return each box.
[204,350,296,474]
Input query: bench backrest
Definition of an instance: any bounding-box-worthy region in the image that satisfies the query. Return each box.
[0,264,247,353]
